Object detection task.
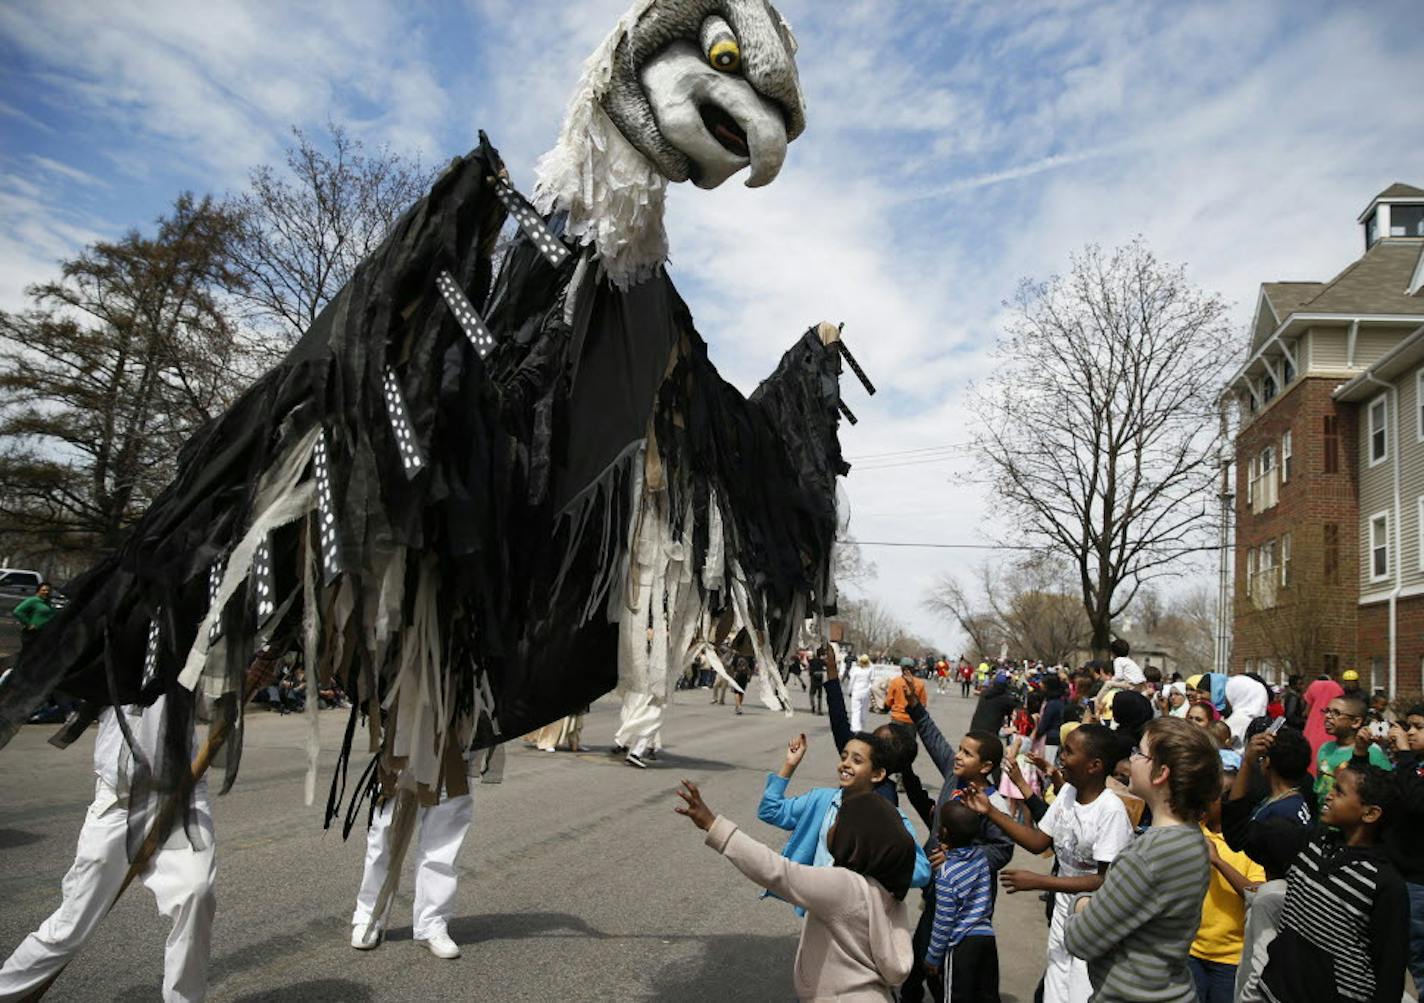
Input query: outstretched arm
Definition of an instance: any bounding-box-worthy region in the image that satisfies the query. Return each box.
[757,735,812,829]
[963,787,1052,854]
[907,699,957,780]
[679,780,855,918]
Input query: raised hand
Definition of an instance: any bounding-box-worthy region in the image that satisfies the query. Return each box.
[1246,731,1275,764]
[961,787,992,815]
[674,779,716,831]
[785,732,808,769]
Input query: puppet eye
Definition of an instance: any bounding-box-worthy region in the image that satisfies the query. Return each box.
[709,38,740,72]
[701,16,741,73]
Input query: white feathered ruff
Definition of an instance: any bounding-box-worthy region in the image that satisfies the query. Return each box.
[532,0,670,291]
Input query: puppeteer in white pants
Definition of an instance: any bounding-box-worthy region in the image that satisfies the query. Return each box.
[0,698,216,1003]
[614,690,664,760]
[351,730,474,961]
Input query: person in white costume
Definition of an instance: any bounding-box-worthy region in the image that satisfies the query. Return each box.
[614,690,665,769]
[0,696,216,1003]
[350,785,473,960]
[846,654,874,732]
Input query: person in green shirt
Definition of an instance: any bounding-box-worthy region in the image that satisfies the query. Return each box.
[1317,693,1391,798]
[12,581,56,645]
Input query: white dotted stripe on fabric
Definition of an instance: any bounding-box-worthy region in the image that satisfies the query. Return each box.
[207,558,226,644]
[313,432,342,581]
[381,368,426,477]
[493,181,569,267]
[142,613,161,689]
[437,271,497,357]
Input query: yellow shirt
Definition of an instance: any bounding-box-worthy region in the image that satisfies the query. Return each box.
[1190,825,1265,964]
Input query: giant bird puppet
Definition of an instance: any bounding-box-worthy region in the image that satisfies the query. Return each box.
[0,0,869,847]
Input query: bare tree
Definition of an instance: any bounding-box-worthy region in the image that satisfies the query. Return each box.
[833,535,877,591]
[1156,584,1216,677]
[923,573,1003,661]
[973,240,1235,654]
[925,555,1089,663]
[0,195,250,563]
[837,597,905,656]
[227,123,432,349]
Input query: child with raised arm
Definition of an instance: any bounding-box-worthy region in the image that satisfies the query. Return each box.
[1061,717,1217,1003]
[924,802,999,1003]
[757,731,931,910]
[678,779,916,1000]
[900,684,1015,1003]
[963,724,1132,1003]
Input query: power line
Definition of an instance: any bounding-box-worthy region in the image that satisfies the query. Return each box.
[845,442,973,462]
[843,538,1226,555]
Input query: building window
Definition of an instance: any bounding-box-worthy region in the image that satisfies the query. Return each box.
[1262,372,1277,403]
[1391,204,1424,238]
[1366,210,1380,249]
[1369,395,1388,466]
[1418,370,1424,441]
[1282,430,1292,483]
[1370,656,1386,696]
[1246,547,1256,596]
[1323,414,1340,473]
[1419,497,1424,572]
[1251,446,1277,512]
[1370,511,1390,582]
[1324,523,1340,584]
[1281,351,1296,385]
[1281,532,1292,587]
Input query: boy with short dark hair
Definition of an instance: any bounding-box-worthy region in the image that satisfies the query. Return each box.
[1316,693,1391,798]
[964,724,1133,1003]
[1224,733,1408,1003]
[900,687,1015,1003]
[1351,703,1424,993]
[924,802,998,1003]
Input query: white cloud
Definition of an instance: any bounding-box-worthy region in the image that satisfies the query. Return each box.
[2,0,1421,650]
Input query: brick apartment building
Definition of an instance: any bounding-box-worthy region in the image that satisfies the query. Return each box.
[1226,183,1424,696]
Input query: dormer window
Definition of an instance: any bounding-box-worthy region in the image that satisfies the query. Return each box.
[1391,204,1424,237]
[1366,210,1380,249]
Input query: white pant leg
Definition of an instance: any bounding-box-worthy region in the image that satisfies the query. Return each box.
[1042,895,1092,1003]
[0,786,130,1000]
[849,691,869,733]
[411,795,472,940]
[351,798,397,931]
[615,694,663,756]
[139,790,216,1003]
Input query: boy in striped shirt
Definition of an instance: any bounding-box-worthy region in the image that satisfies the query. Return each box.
[924,801,999,1003]
[1224,753,1407,1003]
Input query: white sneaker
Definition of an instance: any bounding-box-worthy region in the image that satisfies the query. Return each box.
[416,930,461,959]
[351,923,384,950]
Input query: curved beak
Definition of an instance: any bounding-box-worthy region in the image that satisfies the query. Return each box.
[640,41,791,190]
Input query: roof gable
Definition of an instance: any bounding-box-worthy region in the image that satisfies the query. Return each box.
[1376,182,1424,200]
[1295,241,1424,316]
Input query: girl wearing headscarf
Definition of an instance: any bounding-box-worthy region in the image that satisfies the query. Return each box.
[678,782,915,1001]
[1223,675,1270,750]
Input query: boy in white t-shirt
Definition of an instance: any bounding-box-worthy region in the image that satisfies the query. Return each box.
[964,723,1133,1003]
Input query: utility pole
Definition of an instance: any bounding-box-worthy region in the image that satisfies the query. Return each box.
[1214,401,1235,674]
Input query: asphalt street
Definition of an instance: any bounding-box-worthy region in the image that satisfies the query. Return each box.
[0,683,1051,1002]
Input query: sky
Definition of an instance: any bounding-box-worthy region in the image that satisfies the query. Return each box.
[2,0,1422,651]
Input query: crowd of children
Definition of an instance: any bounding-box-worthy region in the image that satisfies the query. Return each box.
[674,647,1421,1002]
